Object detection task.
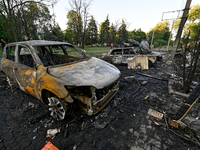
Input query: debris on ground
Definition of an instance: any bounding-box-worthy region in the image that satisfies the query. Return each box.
[1,52,200,149]
[46,128,61,139]
[141,81,148,85]
[42,141,59,150]
[148,108,163,119]
[128,55,150,69]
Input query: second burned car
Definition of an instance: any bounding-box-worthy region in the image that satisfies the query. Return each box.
[101,39,162,66]
[0,40,121,120]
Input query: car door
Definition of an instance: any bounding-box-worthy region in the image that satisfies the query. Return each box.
[13,44,38,98]
[1,44,18,86]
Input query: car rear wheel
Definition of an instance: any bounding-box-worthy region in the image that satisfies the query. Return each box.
[48,97,68,120]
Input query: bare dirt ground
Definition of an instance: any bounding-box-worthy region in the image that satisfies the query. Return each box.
[0,53,200,150]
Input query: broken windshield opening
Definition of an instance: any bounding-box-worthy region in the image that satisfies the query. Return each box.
[33,45,86,67]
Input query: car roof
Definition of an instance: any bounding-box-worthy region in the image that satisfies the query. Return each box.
[8,40,73,47]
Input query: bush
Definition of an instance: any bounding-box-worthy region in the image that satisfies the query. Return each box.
[154,42,159,48]
[154,39,168,46]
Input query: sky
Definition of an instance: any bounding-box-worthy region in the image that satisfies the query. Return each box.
[52,0,199,33]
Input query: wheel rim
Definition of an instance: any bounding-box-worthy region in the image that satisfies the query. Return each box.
[48,97,67,120]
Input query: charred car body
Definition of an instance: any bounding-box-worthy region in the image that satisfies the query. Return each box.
[101,39,162,65]
[0,40,120,120]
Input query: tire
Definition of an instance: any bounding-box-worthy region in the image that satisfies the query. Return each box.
[48,97,68,120]
[171,82,200,120]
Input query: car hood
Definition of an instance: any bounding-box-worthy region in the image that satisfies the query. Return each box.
[48,57,121,89]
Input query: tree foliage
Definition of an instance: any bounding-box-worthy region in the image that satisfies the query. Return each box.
[173,4,200,42]
[117,19,128,44]
[110,23,117,44]
[85,16,98,45]
[67,0,92,48]
[44,23,63,41]
[147,21,170,47]
[67,10,83,44]
[0,0,56,42]
[99,15,110,45]
[128,28,146,42]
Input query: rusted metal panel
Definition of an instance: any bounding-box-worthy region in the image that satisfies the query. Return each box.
[128,55,149,69]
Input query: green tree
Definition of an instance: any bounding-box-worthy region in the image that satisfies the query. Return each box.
[0,0,55,42]
[110,23,117,44]
[0,15,13,42]
[172,4,200,44]
[44,24,63,41]
[21,2,52,40]
[67,0,92,48]
[184,4,200,41]
[129,28,146,42]
[86,16,98,45]
[147,21,170,47]
[117,19,128,44]
[64,28,75,43]
[67,10,83,44]
[99,15,110,45]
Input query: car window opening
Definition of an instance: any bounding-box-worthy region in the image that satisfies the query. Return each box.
[33,45,86,67]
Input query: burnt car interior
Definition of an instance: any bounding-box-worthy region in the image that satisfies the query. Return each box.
[34,45,86,67]
[110,49,122,55]
[19,46,35,68]
[6,44,88,68]
[110,48,137,56]
[123,48,136,54]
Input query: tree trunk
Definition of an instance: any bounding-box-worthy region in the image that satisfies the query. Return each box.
[6,0,17,42]
[168,0,192,61]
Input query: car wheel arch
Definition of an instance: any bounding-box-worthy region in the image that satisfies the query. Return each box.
[41,88,73,104]
[41,89,57,104]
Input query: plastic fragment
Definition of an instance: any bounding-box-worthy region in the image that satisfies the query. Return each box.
[46,128,61,139]
[42,141,59,150]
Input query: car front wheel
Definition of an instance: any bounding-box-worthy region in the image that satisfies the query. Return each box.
[48,97,68,120]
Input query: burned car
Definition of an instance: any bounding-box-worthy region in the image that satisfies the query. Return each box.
[0,40,120,120]
[101,39,162,66]
[101,47,160,65]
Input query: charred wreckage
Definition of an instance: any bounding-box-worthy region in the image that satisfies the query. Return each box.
[0,40,121,120]
[101,39,162,69]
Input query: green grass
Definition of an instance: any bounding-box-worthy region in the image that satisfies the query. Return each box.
[153,45,182,51]
[0,46,110,60]
[79,46,110,56]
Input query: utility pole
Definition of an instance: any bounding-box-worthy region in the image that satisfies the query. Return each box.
[168,0,192,61]
[167,20,174,51]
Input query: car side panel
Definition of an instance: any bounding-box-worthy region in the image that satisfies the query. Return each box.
[14,63,38,97]
[1,59,17,86]
[35,65,69,101]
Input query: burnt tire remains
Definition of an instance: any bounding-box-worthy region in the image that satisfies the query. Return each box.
[171,82,200,121]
